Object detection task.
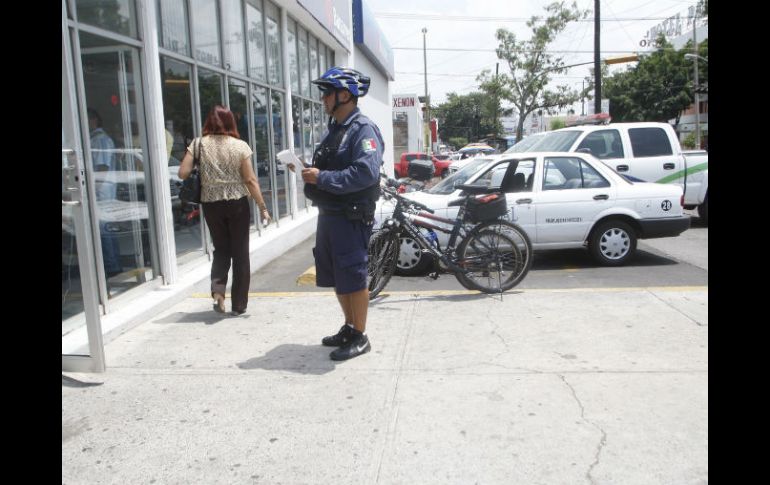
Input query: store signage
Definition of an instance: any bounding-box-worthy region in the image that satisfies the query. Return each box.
[393,95,418,110]
[297,0,351,51]
[352,0,395,80]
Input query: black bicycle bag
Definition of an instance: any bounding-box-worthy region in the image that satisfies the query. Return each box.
[466,192,508,222]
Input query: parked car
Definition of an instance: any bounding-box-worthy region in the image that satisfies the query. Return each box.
[394,152,452,179]
[374,151,690,275]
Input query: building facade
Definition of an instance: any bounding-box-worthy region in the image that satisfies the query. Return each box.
[62,0,393,371]
[391,94,424,164]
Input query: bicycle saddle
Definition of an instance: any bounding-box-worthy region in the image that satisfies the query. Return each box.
[456,183,502,195]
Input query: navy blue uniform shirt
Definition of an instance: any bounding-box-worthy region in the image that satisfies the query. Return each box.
[315,107,383,210]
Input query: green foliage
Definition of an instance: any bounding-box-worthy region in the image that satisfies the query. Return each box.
[448,136,468,149]
[603,35,707,123]
[434,92,498,142]
[492,1,590,141]
[681,131,697,149]
[550,119,566,130]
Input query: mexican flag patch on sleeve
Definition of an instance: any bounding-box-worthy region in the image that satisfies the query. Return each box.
[362,138,377,152]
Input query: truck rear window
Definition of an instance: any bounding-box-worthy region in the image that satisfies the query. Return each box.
[628,128,673,157]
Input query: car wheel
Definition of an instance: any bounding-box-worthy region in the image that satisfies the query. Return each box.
[588,220,637,266]
[395,235,432,276]
[698,194,708,226]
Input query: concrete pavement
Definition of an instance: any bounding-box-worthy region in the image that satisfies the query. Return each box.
[62,284,707,484]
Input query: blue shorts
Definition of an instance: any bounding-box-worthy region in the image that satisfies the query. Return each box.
[313,214,372,295]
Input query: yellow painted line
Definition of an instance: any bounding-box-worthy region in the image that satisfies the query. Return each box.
[190,286,707,299]
[296,265,316,286]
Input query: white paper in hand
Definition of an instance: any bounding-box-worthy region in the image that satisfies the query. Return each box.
[276,149,310,183]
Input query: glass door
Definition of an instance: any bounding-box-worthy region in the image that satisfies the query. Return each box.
[62,18,105,373]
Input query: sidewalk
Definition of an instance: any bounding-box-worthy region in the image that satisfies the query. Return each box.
[62,286,708,485]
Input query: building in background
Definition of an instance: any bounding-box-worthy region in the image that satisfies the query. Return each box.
[391,94,424,166]
[62,0,393,371]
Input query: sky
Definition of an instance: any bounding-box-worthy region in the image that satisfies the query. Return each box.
[365,0,702,114]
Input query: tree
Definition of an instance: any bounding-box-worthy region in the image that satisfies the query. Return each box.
[434,92,497,143]
[490,1,590,141]
[602,35,707,124]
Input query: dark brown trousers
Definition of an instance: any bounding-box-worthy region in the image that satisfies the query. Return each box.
[202,196,251,313]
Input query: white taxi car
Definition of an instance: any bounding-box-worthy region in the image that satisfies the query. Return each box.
[375,152,690,274]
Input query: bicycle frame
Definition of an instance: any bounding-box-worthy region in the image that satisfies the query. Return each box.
[386,194,473,274]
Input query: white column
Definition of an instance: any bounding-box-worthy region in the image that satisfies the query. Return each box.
[137,0,177,284]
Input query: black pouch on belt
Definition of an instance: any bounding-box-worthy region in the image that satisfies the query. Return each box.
[345,202,375,223]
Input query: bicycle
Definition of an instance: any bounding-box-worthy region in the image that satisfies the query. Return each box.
[367,176,533,300]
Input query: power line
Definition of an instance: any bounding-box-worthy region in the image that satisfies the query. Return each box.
[393,47,642,53]
[374,12,702,22]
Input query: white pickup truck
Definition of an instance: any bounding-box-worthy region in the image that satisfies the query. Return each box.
[529,122,708,223]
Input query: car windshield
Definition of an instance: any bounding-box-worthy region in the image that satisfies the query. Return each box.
[504,134,545,153]
[427,158,491,195]
[526,130,582,151]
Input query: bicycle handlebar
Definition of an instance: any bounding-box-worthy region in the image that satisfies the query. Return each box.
[379,173,435,214]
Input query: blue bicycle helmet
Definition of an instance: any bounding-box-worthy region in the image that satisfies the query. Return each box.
[312,66,371,98]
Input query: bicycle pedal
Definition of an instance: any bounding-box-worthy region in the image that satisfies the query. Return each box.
[427,271,440,280]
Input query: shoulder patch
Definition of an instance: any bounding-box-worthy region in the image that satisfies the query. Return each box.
[362,138,378,152]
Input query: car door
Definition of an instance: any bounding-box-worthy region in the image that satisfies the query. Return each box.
[466,159,536,239]
[534,156,615,244]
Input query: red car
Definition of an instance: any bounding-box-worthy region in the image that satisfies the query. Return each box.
[394,152,451,179]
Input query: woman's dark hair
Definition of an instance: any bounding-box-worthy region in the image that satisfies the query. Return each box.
[202,105,240,138]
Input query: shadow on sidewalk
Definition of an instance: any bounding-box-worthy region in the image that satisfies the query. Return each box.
[151,311,232,326]
[237,344,337,375]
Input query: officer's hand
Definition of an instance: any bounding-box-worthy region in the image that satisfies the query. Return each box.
[301,167,319,184]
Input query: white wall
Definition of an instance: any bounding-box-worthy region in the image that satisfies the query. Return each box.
[352,51,394,177]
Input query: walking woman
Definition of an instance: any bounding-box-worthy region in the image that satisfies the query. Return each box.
[178,105,271,315]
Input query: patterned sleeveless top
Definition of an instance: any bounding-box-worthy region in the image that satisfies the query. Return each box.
[186,135,253,202]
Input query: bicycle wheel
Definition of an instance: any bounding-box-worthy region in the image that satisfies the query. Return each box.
[367,228,400,300]
[455,221,532,293]
[474,219,534,280]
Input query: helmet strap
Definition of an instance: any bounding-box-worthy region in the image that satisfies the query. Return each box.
[331,90,353,114]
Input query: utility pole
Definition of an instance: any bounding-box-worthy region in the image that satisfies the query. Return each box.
[594,0,601,115]
[581,79,585,116]
[494,62,499,144]
[422,27,430,155]
[692,13,700,149]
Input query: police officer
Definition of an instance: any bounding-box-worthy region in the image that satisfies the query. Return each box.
[301,67,383,361]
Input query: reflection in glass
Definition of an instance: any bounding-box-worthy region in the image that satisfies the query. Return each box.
[222,0,246,74]
[298,27,309,96]
[246,0,267,82]
[198,68,223,126]
[287,20,299,93]
[271,90,288,218]
[62,149,85,322]
[252,85,273,226]
[309,36,319,99]
[229,79,254,226]
[318,43,327,79]
[160,56,203,258]
[265,1,283,86]
[302,100,313,165]
[158,0,190,55]
[75,0,137,38]
[191,0,221,66]
[80,32,155,298]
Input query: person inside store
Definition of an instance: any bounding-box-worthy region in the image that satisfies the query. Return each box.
[87,108,123,278]
[301,67,383,361]
[178,105,272,315]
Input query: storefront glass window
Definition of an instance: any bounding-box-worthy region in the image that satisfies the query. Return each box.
[228,79,254,225]
[287,19,299,93]
[245,0,267,82]
[76,0,138,38]
[265,1,283,86]
[198,68,224,125]
[271,90,288,218]
[297,29,308,97]
[222,0,246,75]
[252,85,273,225]
[302,99,313,164]
[191,0,221,67]
[158,0,189,55]
[309,36,319,99]
[79,31,156,297]
[160,57,203,259]
[318,43,326,79]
